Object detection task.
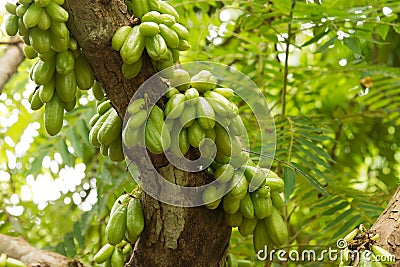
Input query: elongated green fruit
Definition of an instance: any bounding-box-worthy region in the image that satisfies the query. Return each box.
[38,78,55,103]
[55,72,77,103]
[126,198,145,243]
[92,81,105,101]
[0,253,6,267]
[196,97,215,130]
[264,207,288,247]
[29,27,51,54]
[111,248,125,267]
[44,94,64,136]
[214,164,234,183]
[188,120,206,148]
[142,11,161,24]
[227,171,248,200]
[164,93,185,119]
[128,98,145,115]
[89,109,112,147]
[37,9,51,30]
[253,220,271,253]
[251,193,272,220]
[265,177,284,193]
[112,26,132,51]
[4,258,26,267]
[227,254,238,267]
[202,185,221,209]
[127,109,147,130]
[159,24,179,49]
[123,126,142,148]
[109,137,124,162]
[56,50,75,75]
[225,211,242,227]
[98,108,122,146]
[179,103,196,128]
[110,194,130,216]
[145,34,168,61]
[270,191,284,211]
[184,88,199,104]
[240,193,255,219]
[139,22,159,36]
[45,1,68,22]
[343,228,359,242]
[5,3,17,15]
[22,3,42,28]
[223,195,241,215]
[371,245,395,264]
[32,57,56,85]
[75,54,94,90]
[238,216,258,237]
[122,59,142,79]
[106,204,127,245]
[30,89,44,110]
[94,244,115,264]
[120,26,145,64]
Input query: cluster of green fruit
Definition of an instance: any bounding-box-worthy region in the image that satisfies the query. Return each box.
[88,95,124,162]
[4,0,95,136]
[340,226,395,266]
[112,0,190,79]
[0,253,26,267]
[94,194,144,266]
[122,68,288,252]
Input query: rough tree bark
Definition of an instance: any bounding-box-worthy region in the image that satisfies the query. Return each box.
[0,40,25,93]
[0,234,82,267]
[371,187,400,266]
[63,0,231,266]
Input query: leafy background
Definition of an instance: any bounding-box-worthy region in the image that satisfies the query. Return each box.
[0,0,399,266]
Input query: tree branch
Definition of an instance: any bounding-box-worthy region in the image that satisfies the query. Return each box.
[0,234,82,267]
[0,41,25,93]
[370,187,400,266]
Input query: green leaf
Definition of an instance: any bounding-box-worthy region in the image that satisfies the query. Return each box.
[321,201,349,215]
[313,196,342,208]
[55,242,67,256]
[240,15,263,31]
[56,140,73,167]
[66,128,84,159]
[343,37,361,54]
[64,232,77,258]
[290,162,328,196]
[325,208,354,230]
[331,215,362,241]
[283,167,296,204]
[376,24,390,40]
[302,28,331,47]
[315,36,338,53]
[73,221,84,247]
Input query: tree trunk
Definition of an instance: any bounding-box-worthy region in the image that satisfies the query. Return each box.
[370,187,400,266]
[0,40,25,93]
[63,0,231,266]
[0,234,82,267]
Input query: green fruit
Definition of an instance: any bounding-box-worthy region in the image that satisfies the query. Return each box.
[98,108,122,146]
[29,27,51,54]
[159,24,179,49]
[265,176,284,193]
[238,216,258,236]
[4,258,26,267]
[106,204,127,245]
[204,90,237,117]
[64,96,76,112]
[111,248,125,267]
[5,2,17,15]
[126,198,145,243]
[371,245,395,264]
[196,97,215,130]
[50,21,69,39]
[55,71,77,103]
[122,59,142,79]
[214,164,235,183]
[109,137,124,162]
[230,152,249,169]
[45,1,68,22]
[94,244,115,264]
[251,193,272,220]
[23,45,38,59]
[202,185,220,209]
[166,87,179,99]
[22,3,42,28]
[227,254,238,267]
[112,26,132,51]
[120,26,145,64]
[184,87,199,104]
[30,89,44,110]
[205,128,216,141]
[89,109,111,147]
[89,113,100,127]
[38,49,56,61]
[44,94,64,136]
[213,87,234,98]
[110,194,130,216]
[179,103,196,128]
[157,1,179,21]
[139,21,160,36]
[97,100,112,114]
[122,126,142,148]
[171,23,189,40]
[236,259,254,267]
[145,119,166,154]
[243,166,265,191]
[188,120,206,148]
[253,221,272,253]
[215,123,233,156]
[164,93,185,119]
[223,195,241,215]
[92,81,105,101]
[145,34,168,61]
[37,8,51,30]
[75,54,94,90]
[229,115,246,136]
[16,5,28,17]
[271,191,284,211]
[225,212,242,227]
[5,15,19,36]
[142,11,161,24]
[32,57,56,85]
[160,14,176,27]
[170,69,190,91]
[128,98,145,115]
[178,127,190,155]
[127,0,150,19]
[56,50,75,75]
[35,0,52,7]
[228,171,248,199]
[127,109,147,130]
[264,207,288,247]
[19,0,33,5]
[177,39,191,51]
[38,78,55,103]
[240,193,255,219]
